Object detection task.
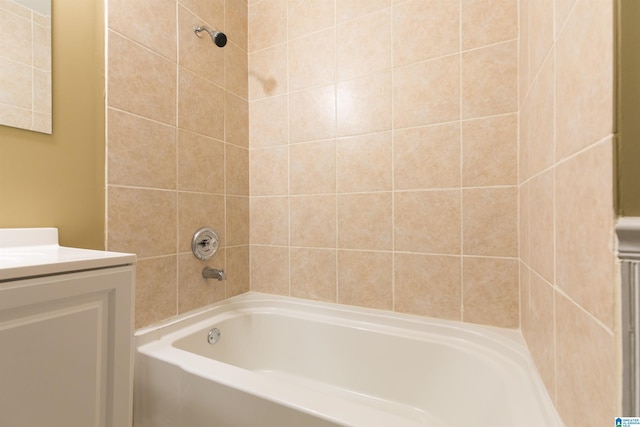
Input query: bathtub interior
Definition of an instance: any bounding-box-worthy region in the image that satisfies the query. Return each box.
[173,311,524,423]
[136,293,562,427]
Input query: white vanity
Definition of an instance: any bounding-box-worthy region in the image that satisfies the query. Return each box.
[0,228,136,427]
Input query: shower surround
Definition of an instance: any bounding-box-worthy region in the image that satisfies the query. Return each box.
[248,0,520,328]
[105,0,621,425]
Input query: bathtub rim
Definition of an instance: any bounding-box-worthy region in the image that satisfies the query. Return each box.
[136,291,523,347]
[135,292,562,426]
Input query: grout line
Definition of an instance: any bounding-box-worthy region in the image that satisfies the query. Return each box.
[286,0,292,298]
[174,0,180,315]
[458,0,465,323]
[334,0,339,304]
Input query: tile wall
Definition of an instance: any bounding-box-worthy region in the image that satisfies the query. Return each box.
[106,0,249,328]
[248,0,520,328]
[0,0,51,133]
[104,0,622,422]
[519,0,620,424]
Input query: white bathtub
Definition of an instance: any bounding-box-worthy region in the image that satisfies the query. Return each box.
[134,292,562,427]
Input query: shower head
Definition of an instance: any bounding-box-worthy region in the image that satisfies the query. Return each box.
[194,25,227,48]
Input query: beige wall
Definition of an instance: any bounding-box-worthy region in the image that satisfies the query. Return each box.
[248,0,520,328]
[0,0,105,250]
[105,0,249,328]
[618,0,640,216]
[519,0,619,425]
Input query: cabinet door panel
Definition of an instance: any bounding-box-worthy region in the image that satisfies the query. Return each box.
[0,267,134,427]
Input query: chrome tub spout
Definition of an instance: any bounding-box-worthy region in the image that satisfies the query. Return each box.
[202,267,226,281]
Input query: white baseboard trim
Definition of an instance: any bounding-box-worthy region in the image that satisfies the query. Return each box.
[616,217,640,416]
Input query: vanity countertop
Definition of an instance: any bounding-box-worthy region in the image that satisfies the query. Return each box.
[0,228,136,281]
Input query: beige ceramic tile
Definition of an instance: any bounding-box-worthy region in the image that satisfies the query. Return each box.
[249,46,287,100]
[555,0,613,161]
[225,42,248,99]
[32,70,50,114]
[179,0,224,34]
[288,0,335,39]
[178,5,223,86]
[108,109,177,189]
[528,0,553,82]
[0,0,30,18]
[0,57,30,108]
[555,0,578,37]
[135,256,177,328]
[556,140,616,328]
[177,253,225,314]
[177,68,224,139]
[555,293,617,426]
[394,123,461,190]
[338,193,392,251]
[107,187,177,258]
[394,253,461,320]
[0,104,30,129]
[177,130,224,193]
[461,0,517,50]
[462,41,517,119]
[289,85,336,143]
[226,145,250,196]
[225,93,249,148]
[250,245,290,295]
[338,250,392,310]
[33,20,50,71]
[290,248,337,302]
[336,132,392,193]
[32,113,50,133]
[0,9,31,66]
[393,55,460,129]
[249,146,288,196]
[288,29,335,92]
[225,0,248,51]
[393,0,459,66]
[290,195,337,248]
[520,262,530,332]
[529,170,554,283]
[336,9,391,81]
[108,31,176,125]
[519,93,531,183]
[524,55,555,176]
[290,140,336,195]
[518,0,529,108]
[249,95,288,148]
[463,187,518,258]
[33,12,50,29]
[337,71,392,136]
[519,180,530,264]
[226,245,250,297]
[394,190,461,255]
[248,0,287,52]
[522,272,555,401]
[226,196,250,246]
[462,114,517,187]
[177,192,225,252]
[250,197,289,245]
[336,0,390,23]
[462,257,519,328]
[108,0,177,59]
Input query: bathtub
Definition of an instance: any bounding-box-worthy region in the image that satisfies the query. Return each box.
[134,292,562,427]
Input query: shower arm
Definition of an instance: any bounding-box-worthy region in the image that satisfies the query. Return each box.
[193,25,227,48]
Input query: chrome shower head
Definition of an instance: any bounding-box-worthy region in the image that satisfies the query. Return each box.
[193,25,227,47]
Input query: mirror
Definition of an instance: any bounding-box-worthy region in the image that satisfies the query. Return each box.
[0,0,51,134]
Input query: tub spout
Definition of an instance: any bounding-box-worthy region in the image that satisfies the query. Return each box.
[202,267,226,281]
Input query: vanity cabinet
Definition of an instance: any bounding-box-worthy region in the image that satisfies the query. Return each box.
[0,228,135,427]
